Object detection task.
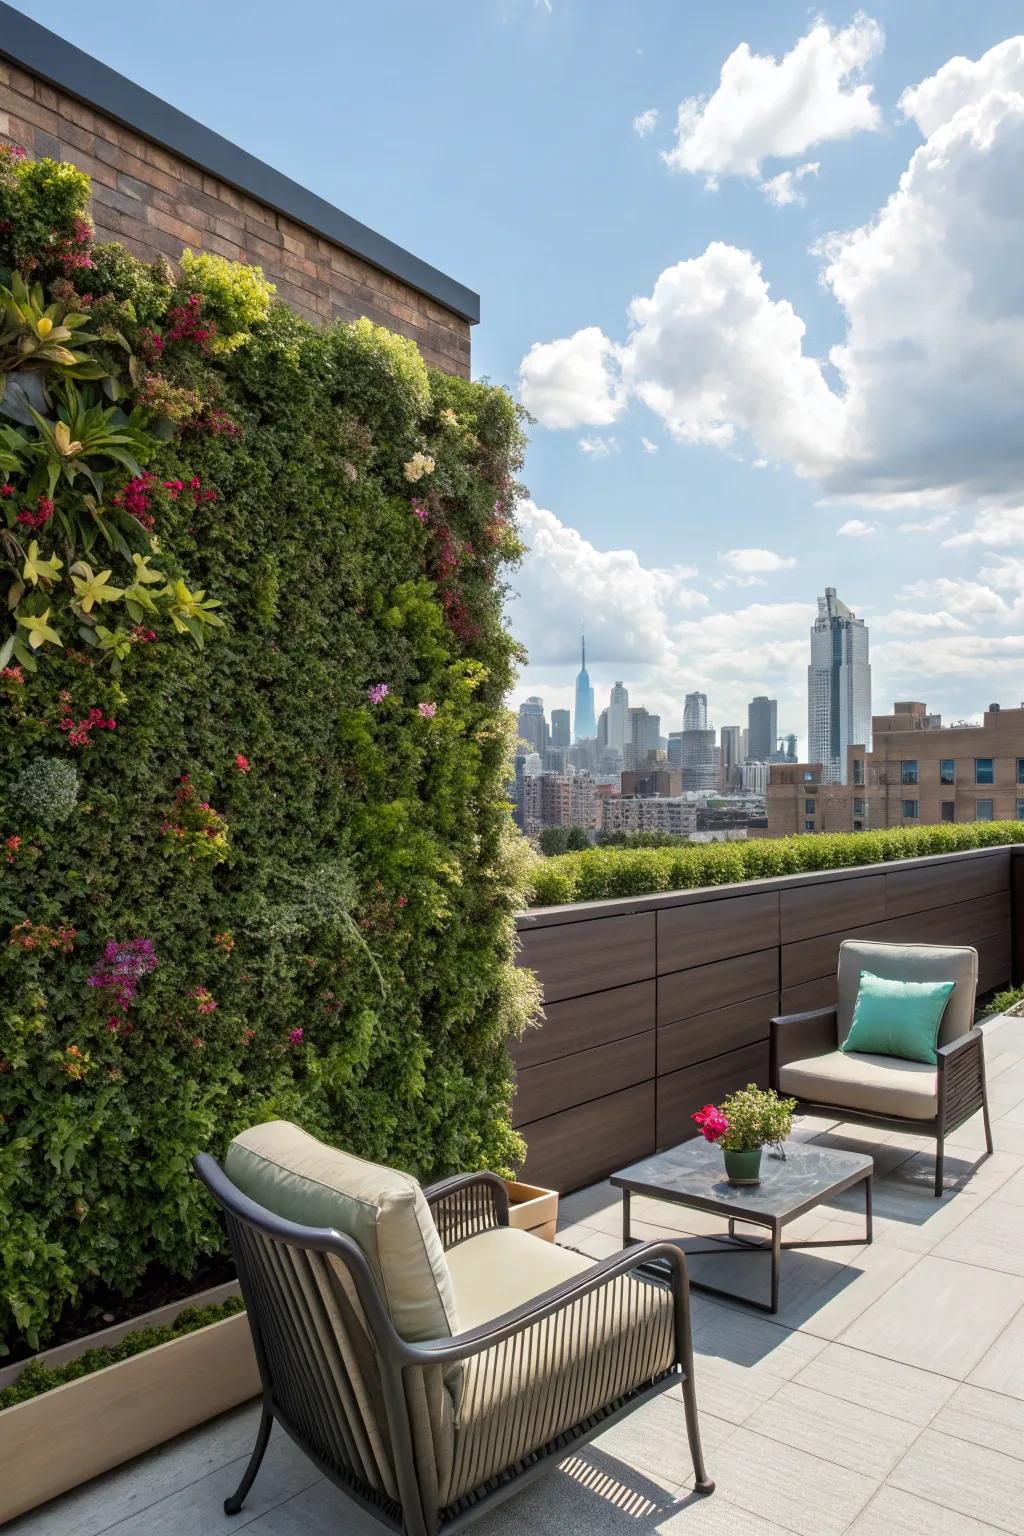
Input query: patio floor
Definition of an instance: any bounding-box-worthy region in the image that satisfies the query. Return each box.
[11,1010,1024,1536]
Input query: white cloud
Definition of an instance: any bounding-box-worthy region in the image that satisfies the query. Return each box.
[837,518,878,537]
[870,608,970,632]
[622,243,844,460]
[633,107,659,138]
[510,500,811,736]
[900,35,1024,136]
[578,434,617,457]
[662,16,882,184]
[719,547,796,575]
[641,436,659,454]
[521,35,1024,512]
[899,577,1010,619]
[761,161,819,207]
[943,507,1024,548]
[518,326,624,428]
[898,514,952,534]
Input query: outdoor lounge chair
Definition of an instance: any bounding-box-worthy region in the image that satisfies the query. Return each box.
[194,1120,713,1535]
[770,940,993,1197]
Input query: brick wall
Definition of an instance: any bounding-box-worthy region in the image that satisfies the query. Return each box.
[0,58,471,377]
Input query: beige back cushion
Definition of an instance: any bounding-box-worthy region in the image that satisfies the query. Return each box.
[837,941,978,1048]
[225,1120,459,1344]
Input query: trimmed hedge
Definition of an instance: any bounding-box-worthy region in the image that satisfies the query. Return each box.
[0,1295,244,1410]
[529,823,1024,906]
[0,151,538,1352]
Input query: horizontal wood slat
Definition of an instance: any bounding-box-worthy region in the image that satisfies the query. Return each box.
[658,948,777,1027]
[519,1082,655,1192]
[512,1031,654,1127]
[517,912,655,1004]
[657,891,779,974]
[885,851,1010,919]
[656,1042,770,1151]
[658,994,774,1077]
[780,875,886,945]
[511,980,655,1070]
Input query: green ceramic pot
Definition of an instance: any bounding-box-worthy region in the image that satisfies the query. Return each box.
[723,1146,762,1186]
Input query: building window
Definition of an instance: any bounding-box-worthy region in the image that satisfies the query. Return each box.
[901,761,919,785]
[1017,800,1024,821]
[1018,759,1024,785]
[901,800,919,819]
[976,758,994,785]
[853,819,863,831]
[805,798,816,814]
[853,759,864,785]
[804,820,815,833]
[803,771,814,782]
[940,759,955,786]
[853,797,864,815]
[941,801,955,822]
[976,799,994,821]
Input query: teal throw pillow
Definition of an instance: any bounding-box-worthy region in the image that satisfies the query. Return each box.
[841,970,955,1065]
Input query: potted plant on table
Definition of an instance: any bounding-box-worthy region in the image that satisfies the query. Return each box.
[692,1083,797,1186]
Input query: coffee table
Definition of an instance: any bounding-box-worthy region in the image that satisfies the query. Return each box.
[612,1140,872,1314]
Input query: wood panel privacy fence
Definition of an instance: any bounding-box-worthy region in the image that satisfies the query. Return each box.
[513,845,1024,1193]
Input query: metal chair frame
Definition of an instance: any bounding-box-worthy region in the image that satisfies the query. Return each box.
[194,1155,713,1535]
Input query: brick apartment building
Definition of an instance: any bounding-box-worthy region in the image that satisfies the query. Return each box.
[602,796,697,838]
[0,4,476,376]
[768,701,1024,835]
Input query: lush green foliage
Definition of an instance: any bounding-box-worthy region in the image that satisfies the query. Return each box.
[536,825,590,855]
[718,1085,796,1154]
[595,829,691,849]
[0,152,537,1353]
[0,1295,244,1409]
[530,822,1024,906]
[980,984,1024,1018]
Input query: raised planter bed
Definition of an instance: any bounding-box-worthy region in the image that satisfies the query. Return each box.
[0,1286,259,1525]
[505,1178,559,1242]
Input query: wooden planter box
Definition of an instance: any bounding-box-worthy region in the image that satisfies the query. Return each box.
[505,1179,559,1242]
[0,1293,259,1525]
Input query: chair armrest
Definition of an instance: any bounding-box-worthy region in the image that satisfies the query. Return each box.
[402,1237,693,1366]
[770,1007,838,1086]
[422,1170,509,1247]
[937,1028,986,1131]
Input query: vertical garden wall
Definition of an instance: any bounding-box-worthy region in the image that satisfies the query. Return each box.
[0,147,536,1352]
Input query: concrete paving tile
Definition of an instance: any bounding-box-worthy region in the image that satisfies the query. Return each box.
[692,1298,827,1380]
[593,1392,737,1485]
[5,1402,269,1536]
[931,1382,1024,1461]
[792,1340,958,1426]
[968,1304,1024,1400]
[72,1436,320,1536]
[933,1191,1024,1276]
[839,1255,1024,1377]
[888,1427,1024,1534]
[847,1483,1008,1535]
[692,1425,879,1536]
[777,1242,921,1342]
[744,1380,920,1476]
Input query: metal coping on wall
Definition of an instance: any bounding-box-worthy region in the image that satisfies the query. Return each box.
[0,2,480,324]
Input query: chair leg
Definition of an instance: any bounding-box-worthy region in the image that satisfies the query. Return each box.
[934,1133,944,1198]
[225,1404,273,1515]
[681,1368,715,1495]
[982,1081,995,1158]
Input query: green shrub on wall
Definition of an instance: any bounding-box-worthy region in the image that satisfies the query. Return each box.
[0,148,538,1352]
[530,823,1024,906]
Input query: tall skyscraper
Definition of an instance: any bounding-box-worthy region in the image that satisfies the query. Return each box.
[683,691,708,732]
[572,634,597,742]
[608,681,630,756]
[808,587,871,784]
[720,725,742,790]
[748,696,777,762]
[624,708,661,769]
[517,696,547,756]
[550,708,571,749]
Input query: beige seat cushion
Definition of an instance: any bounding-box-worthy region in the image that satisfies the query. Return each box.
[779,1050,937,1121]
[442,1226,676,1507]
[225,1120,458,1344]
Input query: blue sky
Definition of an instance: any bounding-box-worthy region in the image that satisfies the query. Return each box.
[21,1,1024,748]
